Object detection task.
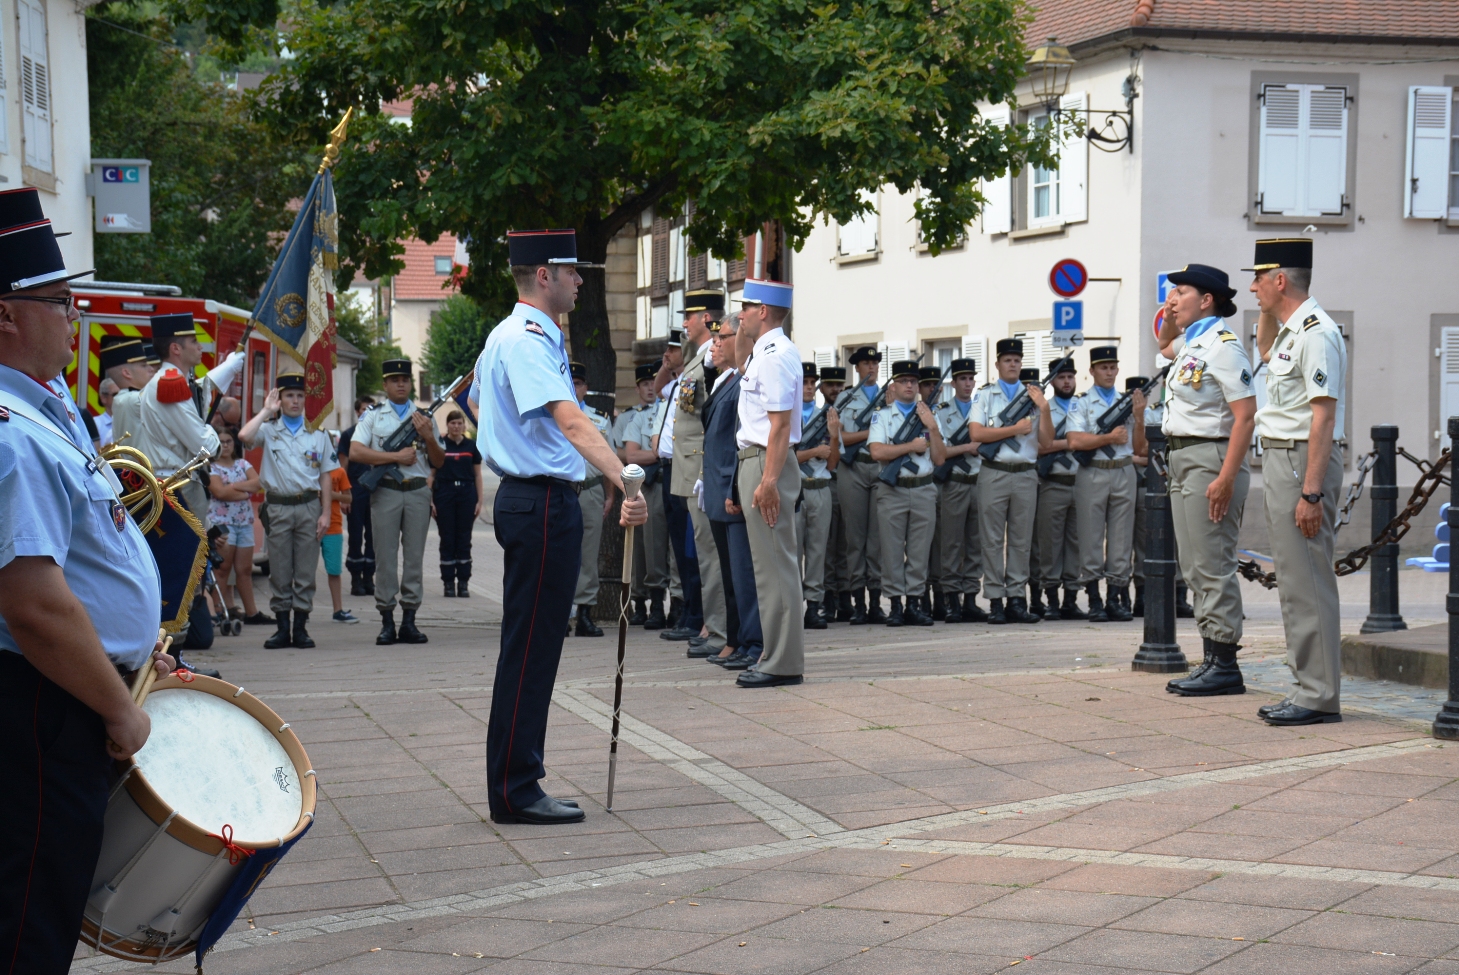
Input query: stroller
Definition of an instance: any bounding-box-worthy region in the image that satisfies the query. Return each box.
[206,525,244,637]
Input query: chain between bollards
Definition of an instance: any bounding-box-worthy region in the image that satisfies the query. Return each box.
[1433,418,1459,739]
[1361,425,1406,634]
[1132,428,1187,673]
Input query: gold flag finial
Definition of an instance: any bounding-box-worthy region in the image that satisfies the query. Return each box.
[317,107,354,174]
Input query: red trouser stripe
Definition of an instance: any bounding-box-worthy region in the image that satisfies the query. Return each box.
[502,485,553,813]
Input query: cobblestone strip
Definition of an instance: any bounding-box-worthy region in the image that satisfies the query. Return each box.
[552,687,846,838]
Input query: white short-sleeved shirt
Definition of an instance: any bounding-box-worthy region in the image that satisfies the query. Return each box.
[254,418,339,494]
[737,327,803,449]
[1162,319,1256,439]
[970,381,1040,465]
[869,402,933,477]
[1066,386,1134,460]
[1256,297,1347,442]
[611,404,646,450]
[473,302,585,481]
[580,402,612,478]
[934,396,981,477]
[354,402,434,480]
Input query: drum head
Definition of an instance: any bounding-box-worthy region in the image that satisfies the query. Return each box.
[136,687,303,842]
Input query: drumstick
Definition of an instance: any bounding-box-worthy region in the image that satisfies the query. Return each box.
[132,630,172,707]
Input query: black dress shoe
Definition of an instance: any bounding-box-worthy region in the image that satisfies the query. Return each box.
[737,670,803,688]
[686,641,714,658]
[574,607,604,638]
[659,626,698,641]
[1263,704,1341,726]
[719,649,756,670]
[1257,698,1294,717]
[491,795,586,825]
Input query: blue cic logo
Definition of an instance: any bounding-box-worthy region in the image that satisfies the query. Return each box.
[101,166,140,183]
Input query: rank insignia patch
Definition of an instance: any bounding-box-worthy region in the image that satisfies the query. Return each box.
[1240,369,1251,386]
[1313,369,1327,387]
[1303,315,1320,330]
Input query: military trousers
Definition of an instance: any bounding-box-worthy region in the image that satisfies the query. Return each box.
[573,482,606,606]
[371,485,431,612]
[664,490,703,630]
[927,507,943,594]
[873,481,938,598]
[1075,464,1137,588]
[1264,441,1344,713]
[938,476,982,595]
[688,501,727,649]
[978,466,1038,598]
[836,455,883,591]
[264,497,322,614]
[347,485,376,581]
[1168,441,1248,643]
[737,447,804,677]
[636,480,671,597]
[1035,475,1080,592]
[796,480,833,603]
[823,480,849,596]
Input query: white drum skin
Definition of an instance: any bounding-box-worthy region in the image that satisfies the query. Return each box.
[81,674,315,963]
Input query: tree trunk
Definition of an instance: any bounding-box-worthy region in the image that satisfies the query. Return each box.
[568,232,618,419]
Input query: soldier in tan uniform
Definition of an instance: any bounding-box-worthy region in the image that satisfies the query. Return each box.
[570,362,618,637]
[1250,238,1347,725]
[836,347,888,624]
[933,358,987,622]
[1034,358,1084,620]
[795,363,839,628]
[1155,264,1256,697]
[615,362,658,624]
[816,367,852,620]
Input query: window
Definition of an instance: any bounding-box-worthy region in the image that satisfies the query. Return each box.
[433,255,452,274]
[876,341,908,383]
[813,347,836,371]
[981,107,1012,234]
[650,216,670,297]
[960,336,989,382]
[16,0,49,174]
[1404,86,1454,220]
[836,190,879,262]
[1025,93,1088,228]
[0,10,9,155]
[1257,83,1349,219]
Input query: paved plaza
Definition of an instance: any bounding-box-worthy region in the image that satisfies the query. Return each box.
[72,515,1459,975]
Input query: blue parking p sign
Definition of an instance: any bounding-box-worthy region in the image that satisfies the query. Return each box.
[1053,300,1083,331]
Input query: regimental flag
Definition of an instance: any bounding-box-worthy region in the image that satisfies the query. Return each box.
[250,168,339,430]
[143,488,209,635]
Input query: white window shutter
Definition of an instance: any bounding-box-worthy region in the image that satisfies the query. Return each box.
[17,0,49,173]
[838,189,880,256]
[876,342,890,382]
[1258,85,1302,214]
[1058,92,1089,223]
[814,347,835,370]
[1304,87,1348,216]
[981,106,1012,234]
[961,335,989,381]
[0,11,9,156]
[1443,327,1459,448]
[1406,86,1453,219]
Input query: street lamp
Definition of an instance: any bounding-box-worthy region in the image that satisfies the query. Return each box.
[1026,38,1075,107]
[1024,39,1139,154]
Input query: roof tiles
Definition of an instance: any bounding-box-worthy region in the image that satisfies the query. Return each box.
[392,235,460,301]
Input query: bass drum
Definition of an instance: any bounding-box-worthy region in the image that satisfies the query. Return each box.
[81,673,315,963]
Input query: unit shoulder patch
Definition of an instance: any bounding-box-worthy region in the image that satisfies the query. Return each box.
[1313,369,1327,387]
[1240,368,1251,386]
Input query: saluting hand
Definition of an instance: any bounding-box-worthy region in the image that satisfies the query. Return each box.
[263,387,282,419]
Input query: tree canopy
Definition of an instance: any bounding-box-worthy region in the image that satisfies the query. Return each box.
[176,0,1056,394]
[421,294,494,392]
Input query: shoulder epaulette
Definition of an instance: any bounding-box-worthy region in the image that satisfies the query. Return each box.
[977,382,994,391]
[156,367,192,404]
[524,323,547,337]
[1302,314,1320,331]
[1220,330,1238,342]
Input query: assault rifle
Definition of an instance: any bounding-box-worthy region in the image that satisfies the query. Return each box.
[932,420,973,484]
[975,355,1075,462]
[1036,410,1074,478]
[1071,366,1170,467]
[839,353,924,465]
[877,363,954,487]
[798,386,856,477]
[357,375,467,492]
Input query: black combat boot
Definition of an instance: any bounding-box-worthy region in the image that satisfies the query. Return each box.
[804,601,827,629]
[1086,583,1108,623]
[837,590,854,622]
[575,604,604,637]
[1106,584,1133,622]
[349,569,366,597]
[444,580,457,598]
[1169,641,1245,696]
[885,597,905,627]
[944,592,963,624]
[961,595,989,622]
[1060,588,1087,620]
[931,590,946,621]
[363,572,375,596]
[376,610,397,646]
[457,578,471,598]
[291,612,315,648]
[644,589,667,630]
[1175,582,1195,618]
[1006,596,1041,624]
[849,589,868,625]
[1169,637,1214,692]
[264,611,292,649]
[866,589,888,624]
[628,597,647,626]
[986,597,1008,625]
[398,608,429,644]
[1132,584,1145,617]
[906,596,934,626]
[1042,587,1062,621]
[1028,585,1046,618]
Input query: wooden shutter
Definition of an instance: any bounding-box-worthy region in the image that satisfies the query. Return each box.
[686,251,708,291]
[650,216,670,297]
[1258,85,1303,214]
[726,234,752,284]
[961,335,989,381]
[1304,86,1348,216]
[981,106,1012,234]
[17,0,49,173]
[1058,92,1088,223]
[1406,86,1453,219]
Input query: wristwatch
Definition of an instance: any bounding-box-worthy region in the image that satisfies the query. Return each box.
[1301,492,1324,504]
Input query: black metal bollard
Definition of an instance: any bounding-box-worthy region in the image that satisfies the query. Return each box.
[1361,425,1406,633]
[1132,428,1187,672]
[1433,418,1459,739]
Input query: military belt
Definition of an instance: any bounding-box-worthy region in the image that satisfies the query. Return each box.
[578,474,605,491]
[1168,436,1227,452]
[377,477,429,492]
[1043,473,1076,487]
[854,451,877,465]
[1259,437,1301,450]
[949,472,978,485]
[736,445,767,460]
[1090,457,1134,470]
[982,459,1035,474]
[802,477,832,490]
[895,474,935,488]
[265,490,319,506]
[503,474,581,495]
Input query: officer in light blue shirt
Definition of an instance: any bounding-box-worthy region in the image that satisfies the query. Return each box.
[468,229,646,828]
[0,187,173,972]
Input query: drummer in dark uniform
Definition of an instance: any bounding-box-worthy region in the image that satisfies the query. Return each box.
[0,187,174,973]
[430,410,483,597]
[469,229,646,825]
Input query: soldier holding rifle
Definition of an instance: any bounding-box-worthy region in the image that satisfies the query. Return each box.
[836,347,889,624]
[795,362,840,628]
[1034,358,1084,620]
[932,357,988,622]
